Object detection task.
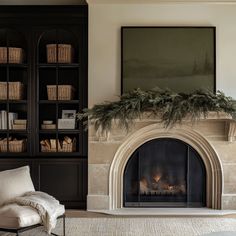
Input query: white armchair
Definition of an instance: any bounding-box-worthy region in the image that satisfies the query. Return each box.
[0,166,65,236]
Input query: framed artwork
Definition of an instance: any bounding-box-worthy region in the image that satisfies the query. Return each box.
[62,110,76,119]
[121,27,216,94]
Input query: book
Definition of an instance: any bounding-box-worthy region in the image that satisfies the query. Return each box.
[1,110,7,130]
[41,124,56,130]
[8,112,18,129]
[14,119,27,125]
[12,124,26,130]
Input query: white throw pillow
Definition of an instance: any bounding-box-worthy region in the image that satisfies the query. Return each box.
[0,166,35,206]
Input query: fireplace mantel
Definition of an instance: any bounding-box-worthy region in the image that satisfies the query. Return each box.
[90,112,236,143]
[87,111,236,212]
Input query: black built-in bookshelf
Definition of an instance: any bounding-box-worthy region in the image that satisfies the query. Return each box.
[0,6,88,209]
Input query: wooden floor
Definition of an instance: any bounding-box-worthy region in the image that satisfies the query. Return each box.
[65,210,236,218]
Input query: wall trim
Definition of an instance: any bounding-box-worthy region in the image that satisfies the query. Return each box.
[87,0,236,5]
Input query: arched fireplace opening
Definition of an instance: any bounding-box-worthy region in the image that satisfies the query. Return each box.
[123,138,206,208]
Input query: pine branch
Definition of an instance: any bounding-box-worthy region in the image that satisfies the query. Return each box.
[77,88,236,134]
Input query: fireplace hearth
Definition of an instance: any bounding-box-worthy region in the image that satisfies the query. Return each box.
[124,138,206,207]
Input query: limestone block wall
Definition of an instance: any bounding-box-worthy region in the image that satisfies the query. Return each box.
[87,113,236,211]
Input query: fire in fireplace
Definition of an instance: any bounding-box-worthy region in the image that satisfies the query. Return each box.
[139,171,186,196]
[123,138,206,207]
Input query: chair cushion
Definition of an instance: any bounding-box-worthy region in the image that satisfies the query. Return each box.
[0,166,35,206]
[0,203,65,229]
[0,204,40,229]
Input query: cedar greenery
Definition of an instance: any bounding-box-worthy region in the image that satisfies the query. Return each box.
[77,88,236,133]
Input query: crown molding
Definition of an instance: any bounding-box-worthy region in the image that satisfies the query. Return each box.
[86,0,236,4]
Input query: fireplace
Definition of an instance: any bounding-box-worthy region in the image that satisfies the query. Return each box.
[123,138,206,208]
[87,116,232,211]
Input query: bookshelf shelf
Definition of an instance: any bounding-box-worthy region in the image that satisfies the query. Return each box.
[0,100,27,104]
[39,129,80,134]
[0,130,28,134]
[38,63,79,68]
[39,100,79,104]
[36,152,81,157]
[0,64,28,68]
[0,152,29,157]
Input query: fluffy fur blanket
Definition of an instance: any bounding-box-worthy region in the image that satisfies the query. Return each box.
[6,191,65,234]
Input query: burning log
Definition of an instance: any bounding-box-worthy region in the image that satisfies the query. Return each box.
[139,174,186,196]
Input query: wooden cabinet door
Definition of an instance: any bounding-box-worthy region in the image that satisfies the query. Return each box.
[33,158,87,209]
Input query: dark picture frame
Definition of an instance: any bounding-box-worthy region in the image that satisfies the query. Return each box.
[121,26,216,94]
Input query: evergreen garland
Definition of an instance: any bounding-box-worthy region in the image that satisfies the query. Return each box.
[77,88,236,133]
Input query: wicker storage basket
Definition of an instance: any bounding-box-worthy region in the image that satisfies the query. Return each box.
[0,47,24,64]
[46,44,74,63]
[47,85,75,100]
[0,82,24,100]
[41,138,76,153]
[0,139,27,153]
[61,138,76,152]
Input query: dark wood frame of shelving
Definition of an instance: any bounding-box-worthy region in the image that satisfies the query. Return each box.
[35,29,84,156]
[0,29,30,154]
[0,5,88,209]
[0,6,88,157]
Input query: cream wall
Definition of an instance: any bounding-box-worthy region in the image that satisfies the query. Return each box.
[87,3,236,210]
[88,2,236,106]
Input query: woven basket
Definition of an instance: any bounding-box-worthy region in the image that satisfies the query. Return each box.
[61,138,76,152]
[47,85,75,100]
[0,82,24,100]
[0,47,24,64]
[41,138,76,153]
[0,139,27,153]
[46,44,74,63]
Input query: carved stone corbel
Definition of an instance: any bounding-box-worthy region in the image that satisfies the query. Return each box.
[227,120,236,142]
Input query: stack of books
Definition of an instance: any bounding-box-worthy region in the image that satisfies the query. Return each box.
[0,111,27,130]
[12,119,27,130]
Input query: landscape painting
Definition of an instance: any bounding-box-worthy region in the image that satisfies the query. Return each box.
[122,27,215,93]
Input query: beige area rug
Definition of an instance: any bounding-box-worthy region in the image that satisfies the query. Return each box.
[1,217,236,236]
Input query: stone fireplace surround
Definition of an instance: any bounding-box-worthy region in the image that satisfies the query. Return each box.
[87,112,236,213]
